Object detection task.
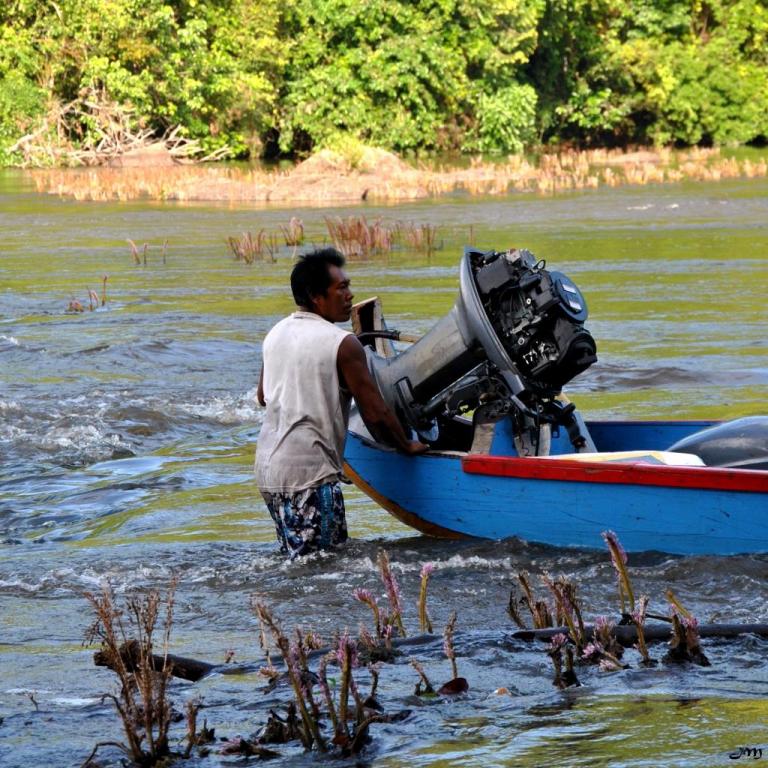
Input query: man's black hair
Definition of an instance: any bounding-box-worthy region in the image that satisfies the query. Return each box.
[291,248,346,308]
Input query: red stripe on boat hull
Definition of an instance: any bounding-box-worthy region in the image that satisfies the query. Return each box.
[461,455,768,494]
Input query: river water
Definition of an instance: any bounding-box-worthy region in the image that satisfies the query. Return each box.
[1,162,767,767]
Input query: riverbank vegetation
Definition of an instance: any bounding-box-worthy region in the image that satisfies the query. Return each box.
[2,0,767,167]
[29,145,768,204]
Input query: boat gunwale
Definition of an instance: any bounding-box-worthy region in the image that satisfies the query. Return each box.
[461,454,768,493]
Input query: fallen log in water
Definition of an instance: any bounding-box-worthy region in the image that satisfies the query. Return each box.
[93,633,449,683]
[509,623,768,646]
[93,640,216,682]
[95,623,765,684]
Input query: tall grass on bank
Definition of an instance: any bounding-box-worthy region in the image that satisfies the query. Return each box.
[32,147,767,204]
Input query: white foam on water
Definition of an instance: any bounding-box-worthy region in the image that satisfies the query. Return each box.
[51,696,102,707]
[0,334,20,346]
[0,567,103,595]
[7,688,51,696]
[342,553,519,574]
[174,387,262,425]
[40,423,110,450]
[0,563,180,596]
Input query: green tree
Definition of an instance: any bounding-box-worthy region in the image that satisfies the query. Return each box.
[527,0,768,146]
[278,0,543,154]
[0,0,284,159]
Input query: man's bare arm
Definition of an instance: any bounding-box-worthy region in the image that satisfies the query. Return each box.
[338,335,428,455]
[257,364,266,407]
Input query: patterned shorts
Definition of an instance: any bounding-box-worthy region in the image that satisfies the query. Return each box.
[261,481,348,559]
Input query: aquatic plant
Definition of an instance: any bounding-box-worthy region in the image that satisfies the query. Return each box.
[254,598,395,758]
[593,615,624,660]
[67,276,109,315]
[182,698,214,759]
[511,571,553,629]
[664,598,710,666]
[443,610,459,681]
[226,230,268,264]
[437,610,469,695]
[317,652,339,734]
[281,217,304,246]
[547,633,580,688]
[353,587,383,639]
[66,296,84,313]
[410,659,435,696]
[417,562,434,634]
[31,147,768,205]
[366,663,382,707]
[335,631,365,748]
[253,600,326,751]
[506,588,527,629]
[598,654,627,673]
[602,529,636,614]
[377,549,406,637]
[127,238,141,265]
[632,595,654,665]
[263,231,280,262]
[543,573,586,652]
[399,222,439,253]
[581,637,626,672]
[325,216,394,258]
[83,577,177,766]
[665,588,693,619]
[127,238,150,266]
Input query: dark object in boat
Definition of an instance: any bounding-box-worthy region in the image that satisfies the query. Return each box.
[667,416,768,470]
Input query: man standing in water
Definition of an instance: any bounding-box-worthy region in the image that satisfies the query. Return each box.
[255,248,427,559]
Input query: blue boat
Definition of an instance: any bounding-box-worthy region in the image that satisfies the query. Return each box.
[345,247,768,556]
[344,414,768,556]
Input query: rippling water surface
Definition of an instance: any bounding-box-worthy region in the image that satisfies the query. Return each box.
[1,163,767,767]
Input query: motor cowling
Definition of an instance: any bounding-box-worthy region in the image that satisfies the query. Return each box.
[472,248,597,396]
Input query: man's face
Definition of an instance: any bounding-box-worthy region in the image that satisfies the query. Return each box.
[312,265,354,323]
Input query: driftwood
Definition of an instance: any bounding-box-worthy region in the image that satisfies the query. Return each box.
[93,640,215,682]
[94,625,767,684]
[509,622,768,646]
[93,633,446,684]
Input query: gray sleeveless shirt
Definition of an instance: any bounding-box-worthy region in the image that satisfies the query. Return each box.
[254,311,352,493]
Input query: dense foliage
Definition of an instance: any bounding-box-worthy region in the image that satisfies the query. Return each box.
[1,0,766,163]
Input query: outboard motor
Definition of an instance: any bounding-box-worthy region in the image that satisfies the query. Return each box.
[365,247,598,453]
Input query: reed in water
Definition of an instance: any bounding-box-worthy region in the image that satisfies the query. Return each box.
[82,539,736,763]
